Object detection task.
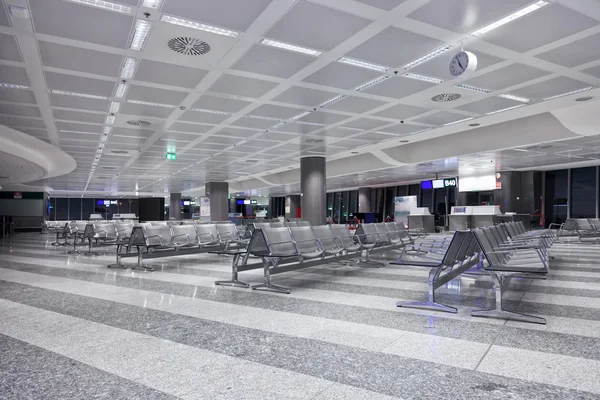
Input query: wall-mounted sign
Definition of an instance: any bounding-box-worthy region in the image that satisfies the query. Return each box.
[422,178,457,189]
[200,197,210,217]
[251,199,258,204]
[458,175,496,192]
[13,192,22,199]
[443,178,457,188]
[432,179,444,189]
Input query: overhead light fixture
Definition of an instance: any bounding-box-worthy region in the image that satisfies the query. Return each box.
[294,121,326,127]
[260,39,322,56]
[128,99,176,108]
[454,83,492,94]
[114,83,128,98]
[498,93,531,103]
[337,126,363,132]
[142,0,162,8]
[190,108,230,115]
[290,111,311,120]
[0,83,29,90]
[354,75,390,91]
[105,115,115,125]
[374,131,402,137]
[245,114,281,121]
[59,130,98,135]
[318,95,346,108]
[65,0,132,15]
[512,148,529,152]
[444,117,474,126]
[470,1,548,37]
[543,87,594,101]
[130,19,152,51]
[403,45,452,69]
[337,57,388,72]
[50,90,108,100]
[486,104,525,115]
[403,73,444,84]
[103,127,112,134]
[109,101,121,113]
[161,15,238,38]
[120,57,137,80]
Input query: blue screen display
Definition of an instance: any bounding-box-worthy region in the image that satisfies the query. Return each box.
[237,199,245,205]
[421,180,433,190]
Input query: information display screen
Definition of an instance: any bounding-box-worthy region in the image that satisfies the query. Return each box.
[432,179,444,189]
[421,180,433,190]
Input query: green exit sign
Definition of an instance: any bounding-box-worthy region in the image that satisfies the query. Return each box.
[166,153,177,160]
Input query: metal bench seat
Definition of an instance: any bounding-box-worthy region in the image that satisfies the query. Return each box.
[330,225,362,253]
[289,226,325,260]
[312,225,344,256]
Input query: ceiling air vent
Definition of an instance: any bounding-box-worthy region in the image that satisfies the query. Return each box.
[431,93,461,102]
[127,120,151,126]
[304,138,324,143]
[245,160,259,163]
[168,37,211,56]
[110,150,129,155]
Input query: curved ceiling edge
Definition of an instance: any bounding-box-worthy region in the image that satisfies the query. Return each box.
[551,100,600,137]
[1,125,76,182]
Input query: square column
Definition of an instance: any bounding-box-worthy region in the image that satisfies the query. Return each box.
[205,182,229,222]
[169,193,181,220]
[300,156,326,226]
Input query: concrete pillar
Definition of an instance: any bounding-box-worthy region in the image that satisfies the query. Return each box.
[300,156,326,226]
[169,193,181,220]
[285,195,301,220]
[358,187,372,213]
[205,182,229,221]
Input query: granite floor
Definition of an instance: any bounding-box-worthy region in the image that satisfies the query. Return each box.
[1,233,599,399]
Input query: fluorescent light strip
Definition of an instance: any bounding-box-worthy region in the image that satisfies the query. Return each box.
[354,75,390,91]
[403,73,444,84]
[128,100,176,108]
[65,0,132,14]
[261,39,322,57]
[444,117,474,126]
[486,104,525,115]
[130,19,152,51]
[403,45,452,69]
[471,1,548,37]
[190,108,230,115]
[543,87,594,101]
[114,84,128,99]
[290,111,311,120]
[337,126,363,132]
[374,131,402,137]
[142,0,162,9]
[59,130,98,135]
[103,127,112,134]
[245,115,281,121]
[338,57,388,72]
[51,90,108,100]
[109,101,121,113]
[161,15,238,38]
[318,95,346,108]
[454,83,492,94]
[120,57,137,80]
[498,93,531,103]
[0,83,29,89]
[105,115,115,125]
[295,121,326,127]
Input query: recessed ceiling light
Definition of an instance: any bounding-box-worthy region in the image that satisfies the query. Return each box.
[0,83,30,90]
[403,73,444,84]
[128,100,176,108]
[245,115,281,121]
[50,90,108,100]
[65,0,132,14]
[576,96,594,102]
[338,57,388,72]
[109,101,121,113]
[142,0,162,9]
[130,19,152,51]
[444,117,474,126]
[59,130,98,135]
[189,108,230,115]
[470,1,548,37]
[120,57,137,80]
[486,104,525,115]
[337,126,363,132]
[105,115,115,125]
[290,111,311,120]
[260,39,322,56]
[498,93,531,103]
[454,83,492,94]
[354,75,390,91]
[114,83,128,98]
[543,87,594,101]
[103,127,112,134]
[399,140,409,143]
[161,15,239,38]
[270,122,286,130]
[318,95,346,108]
[403,45,451,69]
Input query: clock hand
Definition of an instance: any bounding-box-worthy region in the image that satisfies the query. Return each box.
[457,57,464,70]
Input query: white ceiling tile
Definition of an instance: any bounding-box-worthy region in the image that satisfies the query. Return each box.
[463,63,550,91]
[0,65,29,87]
[179,110,230,124]
[511,76,592,100]
[412,111,468,125]
[326,96,388,114]
[191,95,252,113]
[582,65,600,80]
[39,41,122,77]
[1,115,45,128]
[121,102,174,119]
[210,74,278,98]
[0,1,10,27]
[231,117,274,129]
[53,109,105,124]
[297,111,348,125]
[45,71,114,97]
[363,75,435,99]
[373,103,429,120]
[456,96,521,114]
[0,88,36,104]
[342,117,388,130]
[274,86,340,107]
[0,103,40,117]
[170,122,213,134]
[276,122,319,134]
[134,59,208,88]
[380,123,425,135]
[49,94,108,112]
[213,127,256,138]
[251,104,305,120]
[233,45,315,78]
[303,62,383,90]
[536,32,600,68]
[0,33,22,62]
[354,0,406,11]
[127,85,188,105]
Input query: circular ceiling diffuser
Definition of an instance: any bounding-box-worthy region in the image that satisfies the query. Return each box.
[127,120,151,126]
[168,37,211,56]
[431,93,461,102]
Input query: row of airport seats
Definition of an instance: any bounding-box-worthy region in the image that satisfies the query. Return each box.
[550,218,600,241]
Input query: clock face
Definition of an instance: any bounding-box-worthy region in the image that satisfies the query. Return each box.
[449,51,477,77]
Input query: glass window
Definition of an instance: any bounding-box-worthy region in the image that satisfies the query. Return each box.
[55,198,69,220]
[408,184,419,196]
[82,198,94,220]
[129,199,139,217]
[348,190,358,214]
[48,198,56,221]
[68,198,82,220]
[544,170,568,226]
[118,199,129,214]
[571,167,596,218]
[421,189,432,213]
[333,192,341,224]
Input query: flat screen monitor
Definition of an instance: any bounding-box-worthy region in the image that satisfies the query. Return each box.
[243,199,251,205]
[432,179,444,189]
[421,180,433,190]
[236,199,245,205]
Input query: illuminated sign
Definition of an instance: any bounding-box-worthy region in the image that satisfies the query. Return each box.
[432,179,444,189]
[443,178,457,188]
[421,180,433,190]
[166,153,177,160]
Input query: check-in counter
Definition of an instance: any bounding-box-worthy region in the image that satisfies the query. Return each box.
[112,213,138,221]
[89,213,104,221]
[449,206,472,231]
[471,205,502,228]
[408,207,435,233]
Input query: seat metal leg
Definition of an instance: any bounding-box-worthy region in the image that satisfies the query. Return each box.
[84,239,100,256]
[130,247,153,271]
[470,272,546,325]
[357,249,384,268]
[251,259,290,294]
[108,249,127,269]
[397,267,457,314]
[215,253,250,288]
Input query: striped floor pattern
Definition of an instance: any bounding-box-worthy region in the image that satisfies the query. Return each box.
[1,233,599,399]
